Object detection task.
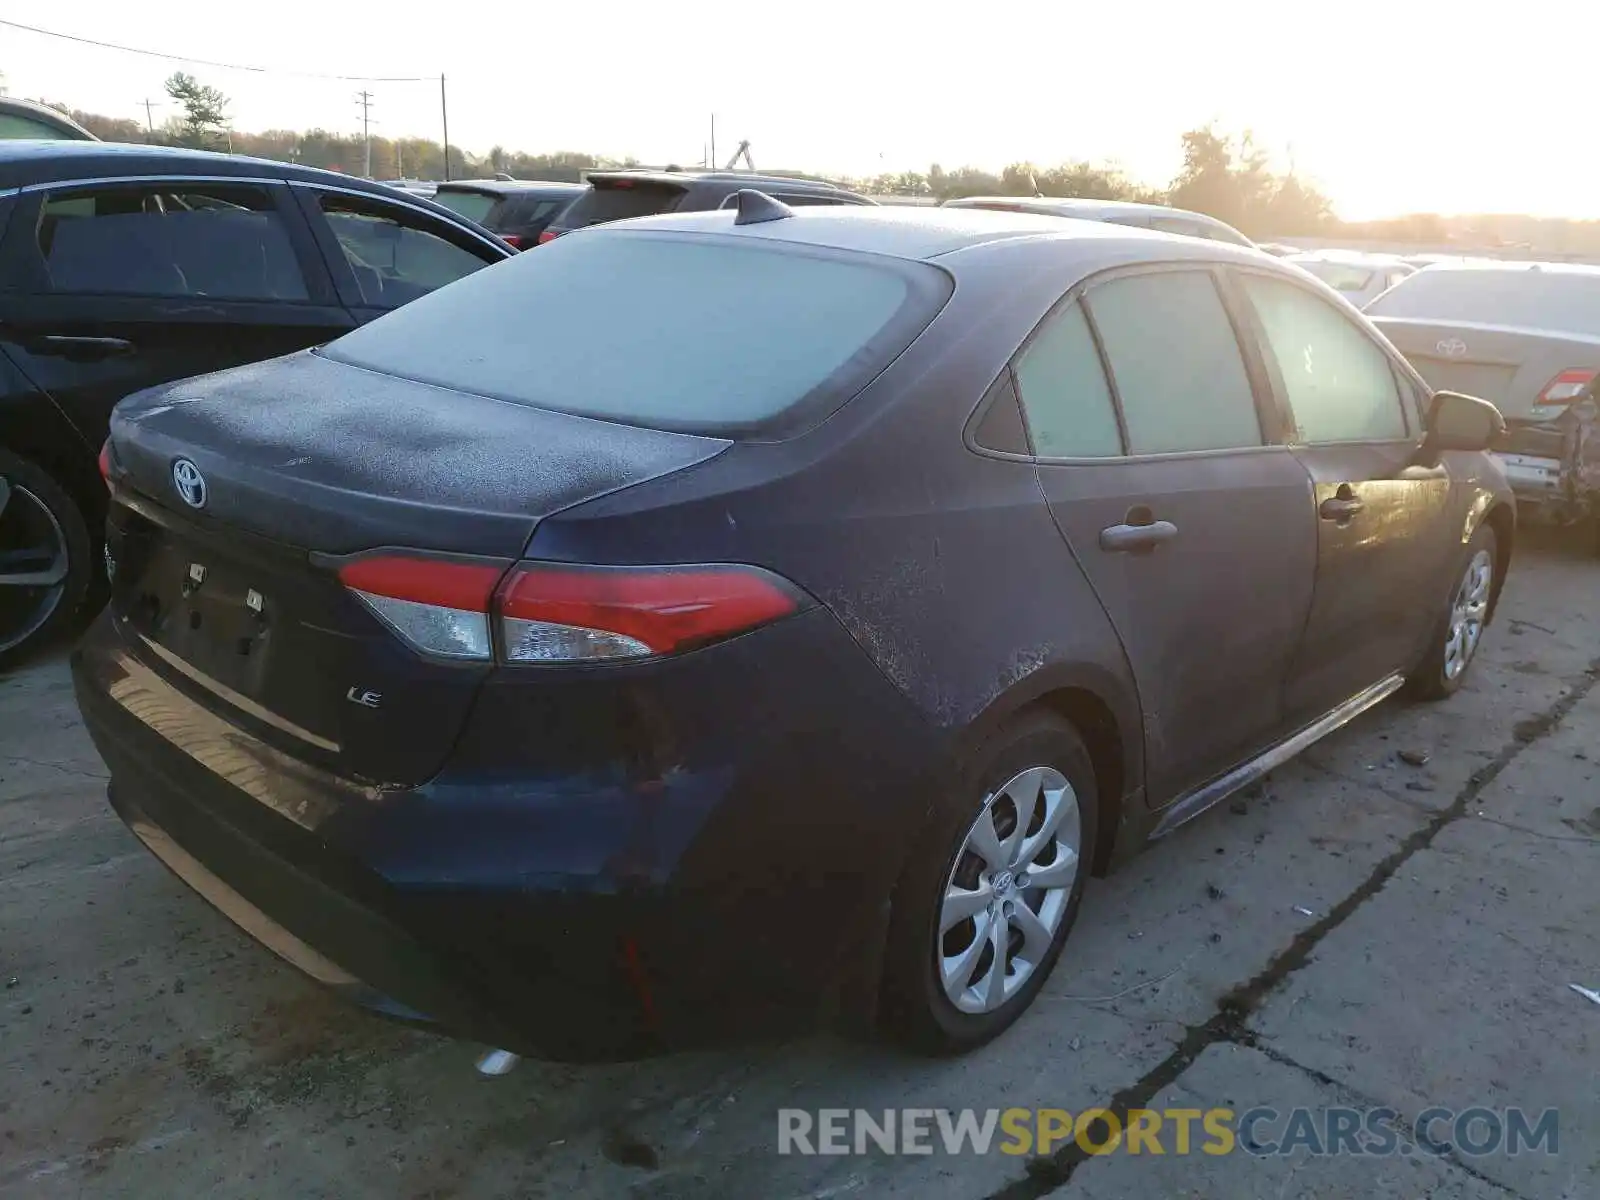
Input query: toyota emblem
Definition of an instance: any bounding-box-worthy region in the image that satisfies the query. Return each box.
[171,458,208,509]
[1436,337,1468,358]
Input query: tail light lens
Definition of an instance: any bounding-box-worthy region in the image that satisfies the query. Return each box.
[97,440,113,485]
[339,556,507,660]
[497,563,802,662]
[338,557,803,664]
[1530,369,1597,420]
[501,234,527,250]
[536,229,560,245]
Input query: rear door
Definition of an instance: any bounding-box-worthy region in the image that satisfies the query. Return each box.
[1230,268,1457,723]
[293,186,506,322]
[1017,265,1318,803]
[0,177,351,451]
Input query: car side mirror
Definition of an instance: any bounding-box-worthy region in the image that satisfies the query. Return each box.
[1422,390,1504,455]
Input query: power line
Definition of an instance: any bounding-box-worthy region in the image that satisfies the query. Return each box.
[0,18,431,82]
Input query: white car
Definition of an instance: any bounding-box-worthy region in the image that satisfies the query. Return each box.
[1287,251,1415,310]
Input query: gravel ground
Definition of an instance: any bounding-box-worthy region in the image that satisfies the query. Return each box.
[3,532,1597,1200]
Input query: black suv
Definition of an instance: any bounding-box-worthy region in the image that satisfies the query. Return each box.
[0,141,514,668]
[538,170,874,242]
[431,180,586,249]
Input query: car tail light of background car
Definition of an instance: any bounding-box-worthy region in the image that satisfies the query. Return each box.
[338,556,804,664]
[501,234,527,250]
[536,230,560,245]
[1529,369,1597,422]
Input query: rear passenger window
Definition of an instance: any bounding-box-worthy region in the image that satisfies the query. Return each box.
[1241,274,1408,442]
[1085,271,1262,453]
[38,184,309,301]
[1013,301,1122,457]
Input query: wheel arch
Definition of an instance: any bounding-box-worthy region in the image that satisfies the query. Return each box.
[1479,501,1514,623]
[962,662,1144,877]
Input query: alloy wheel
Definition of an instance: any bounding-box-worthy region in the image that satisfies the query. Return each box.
[1443,548,1493,681]
[0,476,71,657]
[938,765,1082,1014]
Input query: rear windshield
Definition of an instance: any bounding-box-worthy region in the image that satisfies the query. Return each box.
[320,230,951,436]
[432,190,499,224]
[1298,261,1375,292]
[1366,270,1600,337]
[557,181,685,227]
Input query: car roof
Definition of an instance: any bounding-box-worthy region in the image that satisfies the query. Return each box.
[1290,249,1411,267]
[586,169,846,192]
[435,179,587,197]
[0,98,96,140]
[947,195,1213,222]
[1414,260,1600,278]
[606,202,1265,268]
[0,140,420,203]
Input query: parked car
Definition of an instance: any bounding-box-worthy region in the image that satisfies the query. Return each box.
[75,198,1510,1062]
[537,170,875,242]
[432,180,586,248]
[1365,262,1600,542]
[941,195,1254,247]
[0,141,515,669]
[1286,251,1414,309]
[0,98,97,141]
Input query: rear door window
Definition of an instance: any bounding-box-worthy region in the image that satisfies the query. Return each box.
[557,181,686,227]
[1013,300,1122,457]
[315,193,495,309]
[1084,270,1263,453]
[1241,273,1409,442]
[320,229,951,436]
[38,184,310,301]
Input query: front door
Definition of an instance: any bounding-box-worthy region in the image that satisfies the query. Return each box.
[1013,266,1318,804]
[1228,269,1458,723]
[0,178,353,451]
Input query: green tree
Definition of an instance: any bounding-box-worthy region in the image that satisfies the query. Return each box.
[164,72,229,150]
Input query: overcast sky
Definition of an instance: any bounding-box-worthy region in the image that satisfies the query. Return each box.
[6,3,1597,220]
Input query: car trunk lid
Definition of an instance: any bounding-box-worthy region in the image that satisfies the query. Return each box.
[1371,317,1600,419]
[104,350,727,785]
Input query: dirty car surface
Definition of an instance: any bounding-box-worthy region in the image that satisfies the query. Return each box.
[72,203,1515,1062]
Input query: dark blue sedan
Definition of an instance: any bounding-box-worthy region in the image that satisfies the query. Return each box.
[73,194,1511,1059]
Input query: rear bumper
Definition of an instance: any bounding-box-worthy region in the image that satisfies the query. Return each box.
[73,605,937,1058]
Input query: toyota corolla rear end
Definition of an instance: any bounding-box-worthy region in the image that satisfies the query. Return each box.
[73,219,952,1058]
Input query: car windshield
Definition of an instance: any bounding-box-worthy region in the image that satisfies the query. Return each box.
[432,190,498,224]
[1298,261,1375,292]
[1366,269,1600,336]
[320,229,951,436]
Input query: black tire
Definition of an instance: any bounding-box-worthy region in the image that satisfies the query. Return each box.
[0,449,92,673]
[881,709,1098,1055]
[1406,523,1497,701]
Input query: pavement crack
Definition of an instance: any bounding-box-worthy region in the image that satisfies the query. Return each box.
[0,755,109,781]
[983,660,1600,1199]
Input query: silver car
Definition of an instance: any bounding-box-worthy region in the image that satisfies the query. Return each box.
[1287,251,1414,310]
[941,196,1253,247]
[1366,262,1600,537]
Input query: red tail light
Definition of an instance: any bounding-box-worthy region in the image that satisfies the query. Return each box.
[337,556,803,663]
[1531,369,1597,419]
[501,234,527,250]
[97,441,112,485]
[536,229,559,245]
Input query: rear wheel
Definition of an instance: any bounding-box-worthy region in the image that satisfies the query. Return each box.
[1406,524,1496,701]
[0,449,91,672]
[881,710,1097,1054]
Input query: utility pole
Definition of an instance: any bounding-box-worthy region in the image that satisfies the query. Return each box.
[440,74,451,182]
[710,113,716,171]
[355,90,374,178]
[140,98,159,134]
